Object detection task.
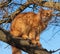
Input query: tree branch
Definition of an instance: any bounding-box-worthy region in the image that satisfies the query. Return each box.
[0,19,11,25]
[3,0,60,20]
[0,0,12,8]
[0,27,52,54]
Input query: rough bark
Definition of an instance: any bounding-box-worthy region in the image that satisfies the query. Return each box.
[0,27,52,54]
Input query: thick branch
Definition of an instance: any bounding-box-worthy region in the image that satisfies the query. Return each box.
[0,27,52,54]
[27,0,60,11]
[42,2,60,11]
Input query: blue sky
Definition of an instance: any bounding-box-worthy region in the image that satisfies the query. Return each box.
[0,41,12,54]
[0,0,60,54]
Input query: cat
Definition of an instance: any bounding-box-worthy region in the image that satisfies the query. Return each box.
[12,46,21,54]
[10,8,53,46]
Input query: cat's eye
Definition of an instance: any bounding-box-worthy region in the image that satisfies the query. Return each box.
[47,13,50,16]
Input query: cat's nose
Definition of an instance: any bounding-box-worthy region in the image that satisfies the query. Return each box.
[42,16,46,18]
[42,17,48,22]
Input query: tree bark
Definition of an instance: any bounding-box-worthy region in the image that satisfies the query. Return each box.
[0,27,52,54]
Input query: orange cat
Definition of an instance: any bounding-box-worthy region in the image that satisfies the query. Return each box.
[10,8,53,46]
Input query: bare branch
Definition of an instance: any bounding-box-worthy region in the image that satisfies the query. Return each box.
[0,27,52,54]
[0,19,11,24]
[3,0,60,20]
[0,0,12,8]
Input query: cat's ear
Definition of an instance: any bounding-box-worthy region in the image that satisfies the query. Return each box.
[39,8,44,14]
[40,8,44,12]
[37,8,44,18]
[38,8,44,15]
[49,10,53,13]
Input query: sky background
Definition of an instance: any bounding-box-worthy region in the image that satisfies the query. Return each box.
[0,0,60,54]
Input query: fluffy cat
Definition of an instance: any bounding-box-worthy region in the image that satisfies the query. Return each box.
[10,8,53,46]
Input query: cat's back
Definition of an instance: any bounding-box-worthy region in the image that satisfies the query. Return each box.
[11,12,36,30]
[14,12,36,19]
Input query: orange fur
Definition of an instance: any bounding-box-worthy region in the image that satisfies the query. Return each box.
[12,46,21,54]
[10,8,53,46]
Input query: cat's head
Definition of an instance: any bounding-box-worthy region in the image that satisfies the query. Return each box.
[39,8,53,22]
